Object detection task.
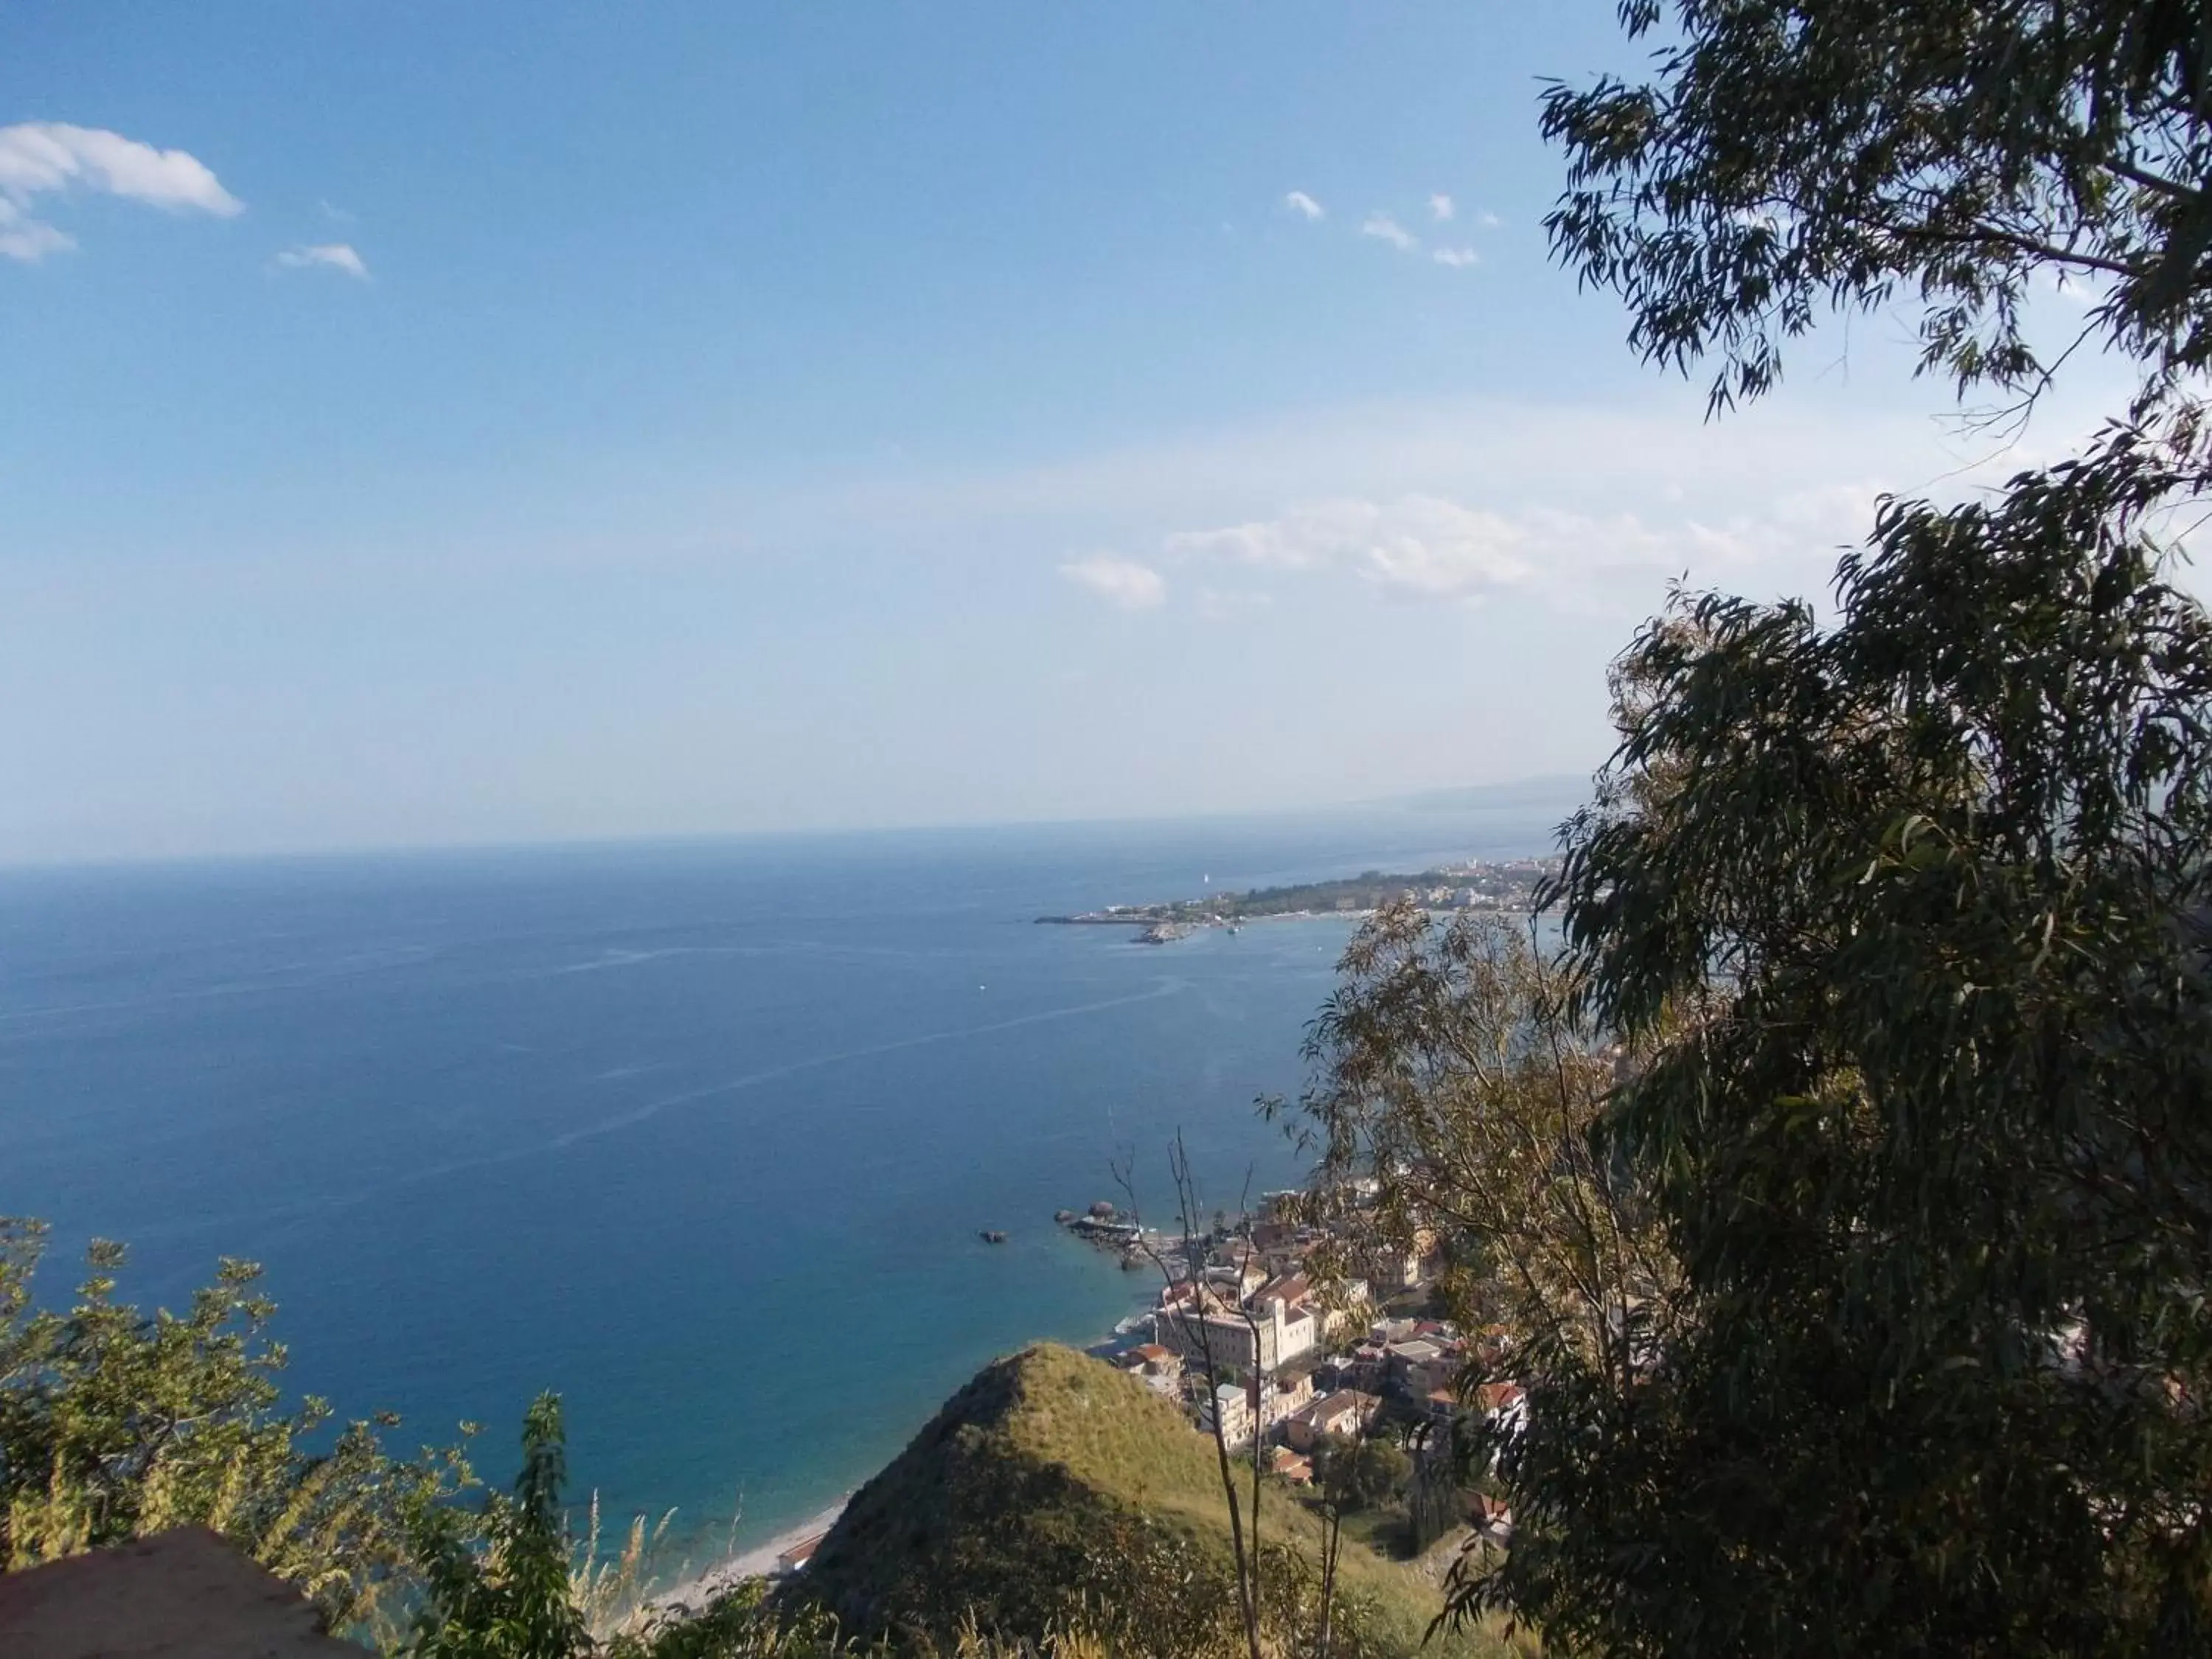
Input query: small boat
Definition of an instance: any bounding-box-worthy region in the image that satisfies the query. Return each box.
[979,1229,1009,1245]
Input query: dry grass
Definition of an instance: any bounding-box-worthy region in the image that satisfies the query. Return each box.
[797,1343,1521,1658]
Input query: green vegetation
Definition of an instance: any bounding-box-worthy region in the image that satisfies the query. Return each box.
[792,1343,1511,1659]
[1503,449,2212,1652]
[0,1217,473,1641]
[1540,0,2212,412]
[20,6,2212,1657]
[1310,1439,1408,1518]
[0,1225,1507,1658]
[1284,907,1670,1382]
[1272,4,2212,1655]
[406,1393,590,1659]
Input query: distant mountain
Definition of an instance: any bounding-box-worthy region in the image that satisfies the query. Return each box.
[789,1343,1503,1658]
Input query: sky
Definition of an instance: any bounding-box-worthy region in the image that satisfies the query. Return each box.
[0,2,2143,863]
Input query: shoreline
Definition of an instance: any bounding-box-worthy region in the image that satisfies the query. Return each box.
[641,1495,853,1618]
[636,1246,1158,1621]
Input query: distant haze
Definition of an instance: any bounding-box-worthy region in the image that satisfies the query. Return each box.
[1,4,2143,864]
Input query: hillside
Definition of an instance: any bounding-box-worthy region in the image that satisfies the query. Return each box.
[789,1343,1514,1659]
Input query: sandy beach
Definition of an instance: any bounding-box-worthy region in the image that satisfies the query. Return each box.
[642,1497,852,1618]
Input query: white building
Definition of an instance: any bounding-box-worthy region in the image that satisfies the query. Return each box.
[1200,1381,1255,1450]
[1154,1282,1318,1377]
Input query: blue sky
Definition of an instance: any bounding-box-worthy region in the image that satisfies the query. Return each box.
[0,2,2135,861]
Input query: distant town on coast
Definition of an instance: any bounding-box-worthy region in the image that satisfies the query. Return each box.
[1057,1191,1505,1507]
[1035,855,1559,942]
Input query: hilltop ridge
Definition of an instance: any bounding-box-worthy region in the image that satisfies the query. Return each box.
[788,1343,1503,1658]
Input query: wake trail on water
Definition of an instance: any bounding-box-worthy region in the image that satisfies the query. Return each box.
[0,946,444,1028]
[145,975,1194,1288]
[543,975,1192,1152]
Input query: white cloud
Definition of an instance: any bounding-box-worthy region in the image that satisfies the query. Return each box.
[1432,247,1481,269]
[0,122,240,260]
[1284,190,1324,221]
[0,197,74,260]
[1429,193,1455,223]
[1477,210,1503,229]
[1060,555,1166,610]
[273,242,369,280]
[1168,496,1534,600]
[1360,212,1417,252]
[0,122,241,213]
[1161,487,1886,607]
[772,370,2135,624]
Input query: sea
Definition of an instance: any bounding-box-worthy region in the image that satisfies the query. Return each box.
[0,796,1570,1577]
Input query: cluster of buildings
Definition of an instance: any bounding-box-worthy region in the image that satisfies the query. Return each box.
[1427,855,1559,914]
[1109,1203,1525,1508]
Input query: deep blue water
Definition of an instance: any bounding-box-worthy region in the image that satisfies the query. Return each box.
[0,801,1565,1573]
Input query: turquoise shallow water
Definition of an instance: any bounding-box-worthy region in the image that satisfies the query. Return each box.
[0,804,1563,1570]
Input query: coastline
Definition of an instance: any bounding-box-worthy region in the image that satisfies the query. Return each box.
[642,1496,852,1618]
[636,1245,1159,1621]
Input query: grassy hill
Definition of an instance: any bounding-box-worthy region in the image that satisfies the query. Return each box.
[788,1343,1520,1659]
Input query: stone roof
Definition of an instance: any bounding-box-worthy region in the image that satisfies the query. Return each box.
[0,1528,366,1659]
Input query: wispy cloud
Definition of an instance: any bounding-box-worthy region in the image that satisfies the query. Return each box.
[1360,212,1417,252]
[273,242,369,280]
[0,198,74,261]
[1060,555,1166,610]
[1432,247,1481,269]
[1284,190,1324,221]
[1167,496,1532,601]
[1429,193,1455,223]
[787,381,2107,630]
[1476,210,1503,229]
[1163,491,1856,608]
[0,122,241,261]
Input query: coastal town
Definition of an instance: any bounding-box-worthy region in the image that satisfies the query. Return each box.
[656,1196,1517,1616]
[1035,856,1560,943]
[1062,1194,1520,1550]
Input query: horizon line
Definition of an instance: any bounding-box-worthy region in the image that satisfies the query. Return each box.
[0,773,1593,877]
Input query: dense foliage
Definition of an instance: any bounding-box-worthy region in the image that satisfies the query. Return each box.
[1543,0,2212,409]
[407,1392,591,1658]
[1287,908,1676,1388]
[1311,1437,1409,1516]
[1398,4,2212,1654]
[0,1217,472,1635]
[29,11,2212,1658]
[1485,444,2212,1655]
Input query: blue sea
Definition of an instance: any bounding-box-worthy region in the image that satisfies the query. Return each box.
[0,800,1566,1573]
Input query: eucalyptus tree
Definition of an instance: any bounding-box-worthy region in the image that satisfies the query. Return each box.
[1446,3,2212,1653]
[1286,906,1677,1395]
[1544,0,2212,414]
